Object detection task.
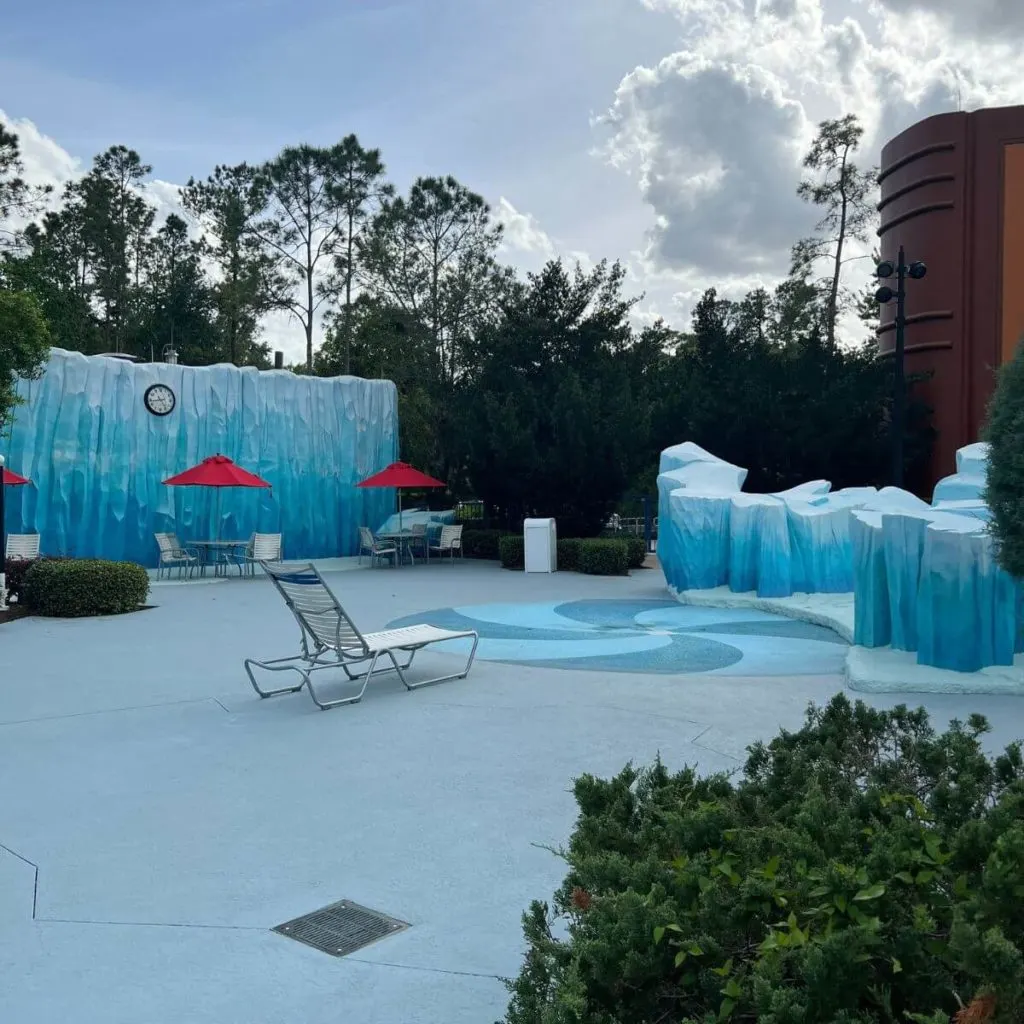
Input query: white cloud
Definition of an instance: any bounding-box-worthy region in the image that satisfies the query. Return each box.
[7,0,1024,353]
[596,0,1024,339]
[494,196,556,260]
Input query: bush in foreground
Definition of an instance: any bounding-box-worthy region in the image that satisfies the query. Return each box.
[623,535,647,569]
[462,529,509,560]
[499,535,525,569]
[579,539,630,576]
[557,538,582,572]
[23,558,149,617]
[501,695,1024,1024]
[3,557,37,602]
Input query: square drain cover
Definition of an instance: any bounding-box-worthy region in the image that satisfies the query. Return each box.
[272,899,409,957]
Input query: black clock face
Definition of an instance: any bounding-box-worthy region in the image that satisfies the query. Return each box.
[144,383,176,416]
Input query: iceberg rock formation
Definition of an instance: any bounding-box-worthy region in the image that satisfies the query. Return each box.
[4,349,398,566]
[932,441,989,502]
[660,439,1021,673]
[376,508,455,535]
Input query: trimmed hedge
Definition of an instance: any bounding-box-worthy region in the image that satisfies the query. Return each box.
[499,535,525,569]
[461,528,508,560]
[579,538,630,576]
[23,558,149,617]
[498,534,643,574]
[557,538,583,572]
[3,557,36,602]
[623,536,647,569]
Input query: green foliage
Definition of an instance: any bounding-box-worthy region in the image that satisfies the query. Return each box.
[578,539,630,576]
[180,163,276,366]
[0,288,51,430]
[792,114,878,350]
[501,695,1024,1024]
[3,556,40,602]
[462,529,508,560]
[623,536,647,570]
[984,340,1024,578]
[459,259,650,535]
[499,535,525,570]
[651,283,933,493]
[557,538,582,572]
[23,558,149,617]
[0,123,52,245]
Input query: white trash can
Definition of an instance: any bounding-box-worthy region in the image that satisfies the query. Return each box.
[523,518,557,573]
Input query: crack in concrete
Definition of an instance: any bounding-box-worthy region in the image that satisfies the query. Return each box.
[0,696,226,729]
[344,956,502,980]
[36,917,266,931]
[0,842,39,918]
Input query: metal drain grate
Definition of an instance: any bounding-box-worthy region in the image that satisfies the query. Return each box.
[272,899,409,957]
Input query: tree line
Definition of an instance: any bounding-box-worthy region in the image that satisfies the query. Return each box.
[0,113,933,533]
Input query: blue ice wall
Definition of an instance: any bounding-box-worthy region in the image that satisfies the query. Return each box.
[659,440,1022,674]
[3,349,398,566]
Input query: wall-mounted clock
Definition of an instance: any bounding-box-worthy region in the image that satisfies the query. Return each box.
[144,383,176,417]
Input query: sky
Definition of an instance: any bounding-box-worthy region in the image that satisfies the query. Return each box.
[3,0,1024,361]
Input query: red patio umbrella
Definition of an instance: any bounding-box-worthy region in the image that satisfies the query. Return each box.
[163,454,271,490]
[356,461,444,531]
[2,467,29,486]
[163,454,271,543]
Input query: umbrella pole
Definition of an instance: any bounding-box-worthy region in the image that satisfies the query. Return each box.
[398,488,402,533]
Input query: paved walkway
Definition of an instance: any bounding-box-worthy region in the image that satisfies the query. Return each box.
[1,561,1022,1023]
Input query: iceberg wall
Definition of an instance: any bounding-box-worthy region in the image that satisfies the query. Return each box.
[3,349,399,566]
[659,439,1022,673]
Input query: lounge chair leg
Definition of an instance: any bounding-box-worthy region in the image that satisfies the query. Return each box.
[244,656,308,698]
[306,651,381,710]
[389,634,479,690]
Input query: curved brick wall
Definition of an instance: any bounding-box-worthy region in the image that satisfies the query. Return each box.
[878,105,1024,493]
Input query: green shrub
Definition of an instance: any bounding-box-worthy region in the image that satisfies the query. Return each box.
[461,528,507,560]
[557,538,582,572]
[984,339,1024,577]
[502,696,1024,1024]
[498,534,525,569]
[3,557,35,602]
[624,535,647,569]
[578,538,630,576]
[23,558,149,617]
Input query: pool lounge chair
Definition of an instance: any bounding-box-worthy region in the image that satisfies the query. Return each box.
[244,561,479,710]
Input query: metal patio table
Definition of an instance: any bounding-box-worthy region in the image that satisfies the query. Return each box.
[376,530,428,567]
[191,539,250,577]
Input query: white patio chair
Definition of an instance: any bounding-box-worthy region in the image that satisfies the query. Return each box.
[5,533,40,561]
[428,524,463,563]
[243,532,283,576]
[154,532,198,580]
[244,561,479,709]
[358,526,397,568]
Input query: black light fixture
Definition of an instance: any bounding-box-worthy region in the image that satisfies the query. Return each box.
[875,245,927,488]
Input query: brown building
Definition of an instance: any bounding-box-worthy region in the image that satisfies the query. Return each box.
[878,104,1024,493]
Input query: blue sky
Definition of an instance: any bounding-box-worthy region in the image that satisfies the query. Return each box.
[1,0,1018,357]
[0,0,676,264]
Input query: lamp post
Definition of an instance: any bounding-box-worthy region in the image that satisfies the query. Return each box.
[875,246,927,489]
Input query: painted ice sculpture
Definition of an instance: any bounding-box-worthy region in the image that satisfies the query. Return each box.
[4,349,398,566]
[376,508,455,535]
[932,442,988,503]
[659,440,1021,673]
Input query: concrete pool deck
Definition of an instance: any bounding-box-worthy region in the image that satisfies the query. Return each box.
[2,560,1023,1023]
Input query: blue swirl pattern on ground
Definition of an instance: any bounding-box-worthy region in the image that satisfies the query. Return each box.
[388,599,847,675]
